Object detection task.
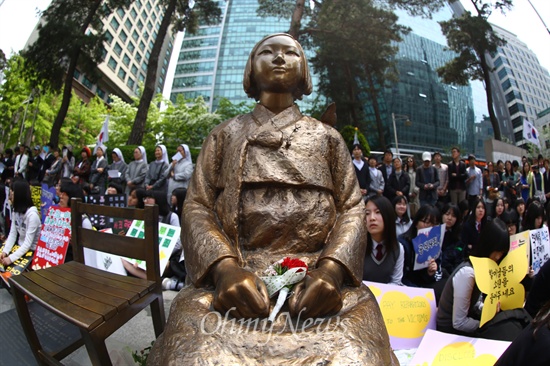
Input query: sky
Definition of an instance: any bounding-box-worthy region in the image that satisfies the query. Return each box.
[0,0,549,71]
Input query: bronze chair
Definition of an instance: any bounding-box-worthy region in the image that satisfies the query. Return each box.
[9,198,165,365]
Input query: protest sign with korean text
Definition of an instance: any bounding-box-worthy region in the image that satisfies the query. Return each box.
[529,227,550,275]
[412,224,445,270]
[31,206,71,270]
[471,243,528,327]
[40,183,57,224]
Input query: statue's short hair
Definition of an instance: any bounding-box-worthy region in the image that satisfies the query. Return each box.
[243,33,313,101]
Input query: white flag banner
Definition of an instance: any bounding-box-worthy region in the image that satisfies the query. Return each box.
[523,119,540,147]
[97,115,110,145]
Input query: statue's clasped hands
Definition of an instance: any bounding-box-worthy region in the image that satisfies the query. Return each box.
[212,258,344,320]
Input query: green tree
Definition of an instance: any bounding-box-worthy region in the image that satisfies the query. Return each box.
[214,97,255,121]
[438,0,513,141]
[127,0,221,145]
[308,0,407,150]
[0,54,108,149]
[160,94,221,148]
[22,0,128,148]
[258,0,446,38]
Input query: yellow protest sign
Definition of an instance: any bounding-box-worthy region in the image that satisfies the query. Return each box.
[470,244,528,327]
[365,281,436,349]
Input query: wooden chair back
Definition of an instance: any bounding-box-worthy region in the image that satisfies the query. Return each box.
[70,198,161,282]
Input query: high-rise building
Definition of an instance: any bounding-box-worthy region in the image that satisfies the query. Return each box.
[26,0,175,104]
[362,5,476,154]
[170,1,475,155]
[170,0,317,112]
[486,24,550,147]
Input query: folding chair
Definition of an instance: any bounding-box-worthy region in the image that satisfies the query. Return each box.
[9,198,165,365]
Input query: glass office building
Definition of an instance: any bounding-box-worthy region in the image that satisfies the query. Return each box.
[361,5,476,153]
[170,0,317,111]
[486,24,550,146]
[171,1,475,154]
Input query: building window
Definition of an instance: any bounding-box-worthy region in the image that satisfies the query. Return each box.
[107,56,117,70]
[132,30,139,42]
[145,51,150,60]
[137,19,144,30]
[124,18,133,31]
[141,62,148,71]
[127,77,135,89]
[123,54,131,66]
[146,1,152,12]
[116,8,125,19]
[139,73,145,82]
[130,8,138,18]
[143,30,150,40]
[139,41,146,51]
[104,30,114,44]
[131,64,138,76]
[147,21,153,30]
[113,42,123,56]
[117,68,127,81]
[82,76,93,90]
[127,41,135,53]
[135,52,142,63]
[110,17,120,31]
[96,88,106,99]
[119,29,128,43]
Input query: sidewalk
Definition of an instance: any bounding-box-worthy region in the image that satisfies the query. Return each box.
[0,285,177,365]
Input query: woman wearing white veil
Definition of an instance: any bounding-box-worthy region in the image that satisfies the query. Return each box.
[124,146,148,195]
[145,145,170,201]
[166,144,194,205]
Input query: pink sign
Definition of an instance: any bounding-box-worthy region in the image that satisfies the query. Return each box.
[31,206,71,270]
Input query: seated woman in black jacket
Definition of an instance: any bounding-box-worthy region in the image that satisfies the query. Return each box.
[399,204,447,303]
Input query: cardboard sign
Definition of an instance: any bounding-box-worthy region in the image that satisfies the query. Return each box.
[529,227,550,275]
[363,281,436,350]
[410,329,510,365]
[40,184,57,224]
[86,194,126,229]
[509,230,529,252]
[470,243,528,327]
[124,220,180,276]
[31,207,71,270]
[0,244,34,286]
[412,224,445,270]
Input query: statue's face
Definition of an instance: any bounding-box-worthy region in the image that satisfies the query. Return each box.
[252,35,302,94]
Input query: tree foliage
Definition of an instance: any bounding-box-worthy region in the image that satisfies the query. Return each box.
[127,0,221,145]
[438,0,513,141]
[0,54,108,149]
[306,0,407,150]
[22,0,129,148]
[214,97,255,121]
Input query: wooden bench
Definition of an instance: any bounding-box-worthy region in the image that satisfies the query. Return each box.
[9,198,165,365]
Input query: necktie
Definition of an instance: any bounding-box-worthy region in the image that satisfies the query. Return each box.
[375,244,384,261]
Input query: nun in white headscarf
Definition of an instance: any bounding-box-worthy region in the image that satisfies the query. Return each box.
[89,144,108,195]
[124,146,148,195]
[145,145,170,200]
[107,147,128,190]
[166,144,194,205]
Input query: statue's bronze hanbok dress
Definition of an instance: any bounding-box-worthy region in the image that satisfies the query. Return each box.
[148,104,397,365]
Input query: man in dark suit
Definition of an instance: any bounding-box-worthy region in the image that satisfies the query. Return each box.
[416,152,440,207]
[386,157,410,202]
[379,149,394,199]
[447,146,467,205]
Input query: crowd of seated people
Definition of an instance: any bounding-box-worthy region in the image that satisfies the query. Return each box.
[0,143,193,290]
[353,145,550,347]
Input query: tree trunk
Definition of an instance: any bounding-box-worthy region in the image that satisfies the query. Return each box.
[49,0,102,147]
[479,51,502,141]
[127,0,177,145]
[366,72,386,150]
[344,62,360,126]
[288,0,305,38]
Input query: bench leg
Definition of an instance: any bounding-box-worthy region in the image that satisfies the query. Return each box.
[150,294,166,338]
[11,286,46,365]
[81,331,112,366]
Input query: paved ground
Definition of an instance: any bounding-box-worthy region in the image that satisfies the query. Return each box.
[0,285,177,365]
